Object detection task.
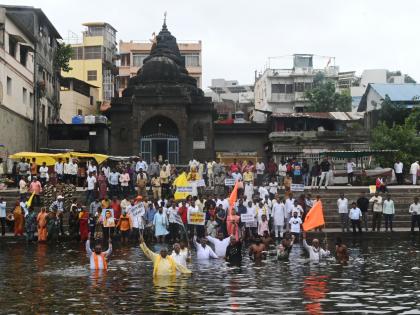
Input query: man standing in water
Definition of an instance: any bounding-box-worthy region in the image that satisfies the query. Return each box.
[140,237,191,276]
[249,237,267,261]
[86,238,112,270]
[302,231,330,262]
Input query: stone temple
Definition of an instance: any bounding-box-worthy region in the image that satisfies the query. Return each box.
[109,21,214,164]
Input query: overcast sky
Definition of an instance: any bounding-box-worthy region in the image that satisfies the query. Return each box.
[5,0,420,88]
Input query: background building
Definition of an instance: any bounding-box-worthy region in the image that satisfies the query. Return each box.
[59,77,99,123]
[0,5,61,152]
[63,22,118,103]
[254,54,339,115]
[118,39,202,95]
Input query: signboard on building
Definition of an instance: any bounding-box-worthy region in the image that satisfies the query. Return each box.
[188,212,205,225]
[193,141,205,150]
[291,184,305,192]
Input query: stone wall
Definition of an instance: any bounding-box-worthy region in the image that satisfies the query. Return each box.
[0,105,33,153]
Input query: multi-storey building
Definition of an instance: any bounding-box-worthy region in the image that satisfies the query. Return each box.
[118,39,202,95]
[63,22,118,102]
[254,54,339,114]
[0,5,61,152]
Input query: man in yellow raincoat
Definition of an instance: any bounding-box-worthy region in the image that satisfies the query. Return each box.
[140,237,192,277]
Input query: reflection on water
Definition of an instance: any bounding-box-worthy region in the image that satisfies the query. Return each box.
[0,236,419,314]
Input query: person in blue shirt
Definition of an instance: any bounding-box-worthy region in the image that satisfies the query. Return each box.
[145,203,157,241]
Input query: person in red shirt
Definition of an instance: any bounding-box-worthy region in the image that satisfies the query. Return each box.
[230,159,239,173]
[267,158,278,178]
[178,200,188,226]
[111,196,122,228]
[29,176,42,206]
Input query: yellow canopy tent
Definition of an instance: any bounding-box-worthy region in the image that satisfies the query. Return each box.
[9,152,58,166]
[67,152,108,164]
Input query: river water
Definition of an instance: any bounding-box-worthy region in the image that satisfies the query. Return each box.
[0,235,419,314]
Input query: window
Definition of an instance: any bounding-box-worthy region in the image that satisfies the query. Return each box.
[304,82,313,91]
[286,84,293,93]
[87,70,97,81]
[29,92,34,107]
[20,45,29,66]
[90,96,93,105]
[272,84,286,93]
[22,88,27,105]
[182,53,200,67]
[6,77,12,95]
[294,82,304,92]
[84,46,102,59]
[132,54,147,67]
[87,26,104,37]
[8,35,17,58]
[71,47,83,60]
[41,104,46,125]
[120,53,130,66]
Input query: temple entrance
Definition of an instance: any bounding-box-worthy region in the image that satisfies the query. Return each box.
[140,116,179,164]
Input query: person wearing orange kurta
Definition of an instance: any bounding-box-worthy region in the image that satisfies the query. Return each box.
[37,207,48,241]
[117,212,132,244]
[13,201,24,236]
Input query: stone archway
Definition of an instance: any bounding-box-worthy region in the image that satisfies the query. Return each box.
[140,115,179,164]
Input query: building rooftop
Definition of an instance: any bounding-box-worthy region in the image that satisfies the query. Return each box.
[367,83,420,102]
[82,22,117,32]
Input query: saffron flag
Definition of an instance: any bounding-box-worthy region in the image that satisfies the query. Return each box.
[228,181,239,216]
[302,201,325,231]
[173,172,191,200]
[26,192,35,208]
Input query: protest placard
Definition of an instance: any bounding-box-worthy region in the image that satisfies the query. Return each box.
[225,178,236,186]
[176,186,193,193]
[240,213,255,223]
[291,184,305,192]
[188,212,205,225]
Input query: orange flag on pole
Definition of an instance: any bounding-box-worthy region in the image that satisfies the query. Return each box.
[228,181,239,216]
[302,201,325,231]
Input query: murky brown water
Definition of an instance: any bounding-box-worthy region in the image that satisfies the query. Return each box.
[0,235,419,314]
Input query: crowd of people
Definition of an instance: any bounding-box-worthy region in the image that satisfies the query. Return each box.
[1,155,420,274]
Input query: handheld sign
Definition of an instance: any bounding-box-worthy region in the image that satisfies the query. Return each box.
[240,213,255,223]
[176,186,193,193]
[188,212,205,225]
[291,184,305,192]
[225,178,236,186]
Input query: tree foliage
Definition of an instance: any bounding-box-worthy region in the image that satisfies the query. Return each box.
[54,42,73,72]
[378,95,411,128]
[371,114,420,167]
[305,81,352,112]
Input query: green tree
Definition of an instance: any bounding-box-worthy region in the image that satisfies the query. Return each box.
[371,120,420,167]
[405,108,420,132]
[305,81,352,112]
[54,42,73,72]
[378,95,411,128]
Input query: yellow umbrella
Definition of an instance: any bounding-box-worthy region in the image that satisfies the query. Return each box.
[9,152,58,166]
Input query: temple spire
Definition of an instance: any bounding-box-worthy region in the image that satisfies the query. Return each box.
[162,11,167,30]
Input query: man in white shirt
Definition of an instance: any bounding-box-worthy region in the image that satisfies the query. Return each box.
[38,162,49,186]
[207,231,231,258]
[349,202,362,234]
[284,194,295,227]
[288,212,302,239]
[69,159,78,185]
[256,161,265,186]
[302,231,330,262]
[231,170,242,182]
[85,172,97,204]
[108,169,121,198]
[64,158,71,182]
[272,197,286,238]
[394,160,404,185]
[135,158,148,173]
[193,236,218,259]
[54,158,64,182]
[207,161,215,187]
[337,193,349,232]
[171,243,188,267]
[258,186,269,201]
[409,197,420,234]
[291,200,304,217]
[102,164,111,180]
[346,159,356,186]
[268,178,279,198]
[410,161,419,185]
[370,192,383,231]
[0,198,6,236]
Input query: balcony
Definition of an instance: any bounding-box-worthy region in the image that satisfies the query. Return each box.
[270,93,294,102]
[269,129,367,141]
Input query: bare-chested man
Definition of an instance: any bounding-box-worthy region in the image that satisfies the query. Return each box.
[249,237,266,261]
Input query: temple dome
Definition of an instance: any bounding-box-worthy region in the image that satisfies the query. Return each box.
[138,55,180,83]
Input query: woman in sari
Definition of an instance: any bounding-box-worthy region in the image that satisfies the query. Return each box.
[97,171,108,200]
[13,201,24,236]
[37,207,48,241]
[79,207,90,242]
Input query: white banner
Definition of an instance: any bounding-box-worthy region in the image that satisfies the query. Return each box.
[225,178,236,186]
[240,213,255,223]
[190,179,206,187]
[176,186,193,193]
[291,184,305,192]
[130,203,145,217]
